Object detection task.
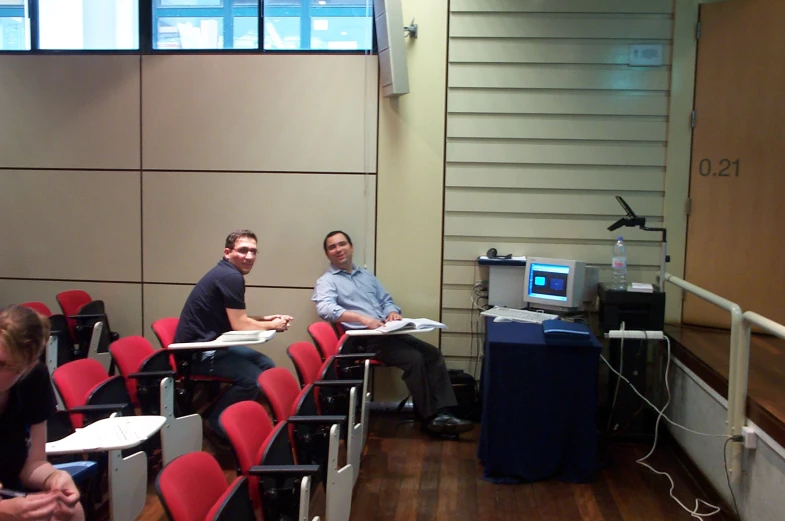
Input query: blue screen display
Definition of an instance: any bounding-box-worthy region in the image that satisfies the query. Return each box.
[527,263,569,302]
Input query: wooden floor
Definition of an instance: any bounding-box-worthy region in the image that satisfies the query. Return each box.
[137,413,734,521]
[665,324,785,447]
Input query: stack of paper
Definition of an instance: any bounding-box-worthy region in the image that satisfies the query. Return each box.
[628,282,654,293]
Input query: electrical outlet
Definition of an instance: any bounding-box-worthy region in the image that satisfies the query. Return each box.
[742,426,757,450]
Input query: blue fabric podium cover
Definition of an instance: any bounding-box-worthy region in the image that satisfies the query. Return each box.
[478,321,601,484]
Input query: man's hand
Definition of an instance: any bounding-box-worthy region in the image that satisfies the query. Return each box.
[0,492,60,521]
[385,312,402,323]
[269,317,290,332]
[360,316,384,329]
[263,314,294,322]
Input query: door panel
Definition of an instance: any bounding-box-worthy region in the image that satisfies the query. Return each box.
[683,0,785,328]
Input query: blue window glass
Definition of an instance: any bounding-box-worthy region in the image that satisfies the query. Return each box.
[37,0,140,50]
[0,0,29,51]
[263,0,372,51]
[153,0,259,50]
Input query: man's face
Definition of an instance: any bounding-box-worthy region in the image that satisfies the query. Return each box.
[224,237,257,275]
[325,233,353,269]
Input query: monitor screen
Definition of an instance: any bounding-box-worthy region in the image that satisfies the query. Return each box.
[523,257,586,312]
[527,262,570,303]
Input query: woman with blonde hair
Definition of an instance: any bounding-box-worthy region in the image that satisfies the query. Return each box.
[0,304,84,521]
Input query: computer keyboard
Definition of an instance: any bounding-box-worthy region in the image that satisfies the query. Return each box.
[481,307,560,324]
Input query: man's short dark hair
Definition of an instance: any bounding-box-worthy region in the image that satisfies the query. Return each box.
[323,230,352,252]
[225,229,257,249]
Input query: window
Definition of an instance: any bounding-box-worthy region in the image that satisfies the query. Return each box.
[153,0,260,50]
[263,0,372,51]
[0,0,29,51]
[38,0,139,50]
[0,0,373,53]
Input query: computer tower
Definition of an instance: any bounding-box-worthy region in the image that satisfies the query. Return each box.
[598,284,666,440]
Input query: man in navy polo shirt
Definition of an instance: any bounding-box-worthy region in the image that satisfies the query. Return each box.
[175,229,292,442]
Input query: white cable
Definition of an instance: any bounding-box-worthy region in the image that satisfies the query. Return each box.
[600,339,728,438]
[607,321,624,431]
[604,335,725,519]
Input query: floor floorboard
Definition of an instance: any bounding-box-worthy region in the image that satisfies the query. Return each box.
[133,412,734,521]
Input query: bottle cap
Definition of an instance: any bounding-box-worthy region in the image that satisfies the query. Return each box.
[617,236,623,241]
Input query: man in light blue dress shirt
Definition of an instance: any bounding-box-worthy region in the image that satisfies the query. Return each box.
[312,231,472,437]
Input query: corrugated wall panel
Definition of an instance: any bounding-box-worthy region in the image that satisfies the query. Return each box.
[441,0,673,366]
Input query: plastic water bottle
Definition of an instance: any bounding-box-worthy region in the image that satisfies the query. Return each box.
[611,236,627,290]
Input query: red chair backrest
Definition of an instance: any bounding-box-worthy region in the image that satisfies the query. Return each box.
[151,317,179,369]
[307,322,339,359]
[20,301,52,317]
[156,451,229,521]
[220,401,275,510]
[151,317,179,349]
[257,368,301,424]
[109,336,157,407]
[56,290,92,341]
[286,342,323,387]
[52,358,109,428]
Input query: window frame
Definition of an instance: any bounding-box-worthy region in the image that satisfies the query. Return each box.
[0,0,376,54]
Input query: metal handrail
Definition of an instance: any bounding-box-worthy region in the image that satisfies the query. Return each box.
[664,274,744,481]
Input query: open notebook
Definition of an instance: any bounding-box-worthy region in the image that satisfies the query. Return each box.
[375,318,447,334]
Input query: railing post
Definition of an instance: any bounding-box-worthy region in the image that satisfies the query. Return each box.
[664,273,744,480]
[728,308,745,483]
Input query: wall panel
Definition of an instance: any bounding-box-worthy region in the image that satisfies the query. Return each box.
[0,170,141,281]
[142,172,376,286]
[442,0,673,363]
[141,55,378,174]
[0,55,140,170]
[0,279,143,337]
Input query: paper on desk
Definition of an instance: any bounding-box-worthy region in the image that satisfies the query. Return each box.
[46,416,166,454]
[628,283,654,293]
[217,330,276,343]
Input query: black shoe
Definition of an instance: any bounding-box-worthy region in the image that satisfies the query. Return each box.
[424,414,473,436]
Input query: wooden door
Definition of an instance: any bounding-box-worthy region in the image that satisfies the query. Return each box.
[683,0,785,328]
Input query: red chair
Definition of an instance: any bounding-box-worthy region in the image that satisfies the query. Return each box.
[56,290,119,370]
[307,321,346,359]
[286,342,323,388]
[20,301,53,316]
[156,451,256,521]
[52,358,133,429]
[220,401,320,521]
[56,290,92,339]
[308,321,377,397]
[286,344,371,480]
[151,317,179,352]
[256,370,355,518]
[151,317,232,414]
[109,336,174,411]
[257,368,302,425]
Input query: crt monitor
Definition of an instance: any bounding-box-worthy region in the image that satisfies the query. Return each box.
[523,257,586,312]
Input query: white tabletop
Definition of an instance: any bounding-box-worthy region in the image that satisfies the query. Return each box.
[168,330,275,350]
[344,327,436,337]
[46,415,167,455]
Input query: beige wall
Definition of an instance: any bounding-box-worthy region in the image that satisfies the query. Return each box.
[0,1,700,388]
[442,0,675,367]
[374,0,449,399]
[0,53,378,373]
